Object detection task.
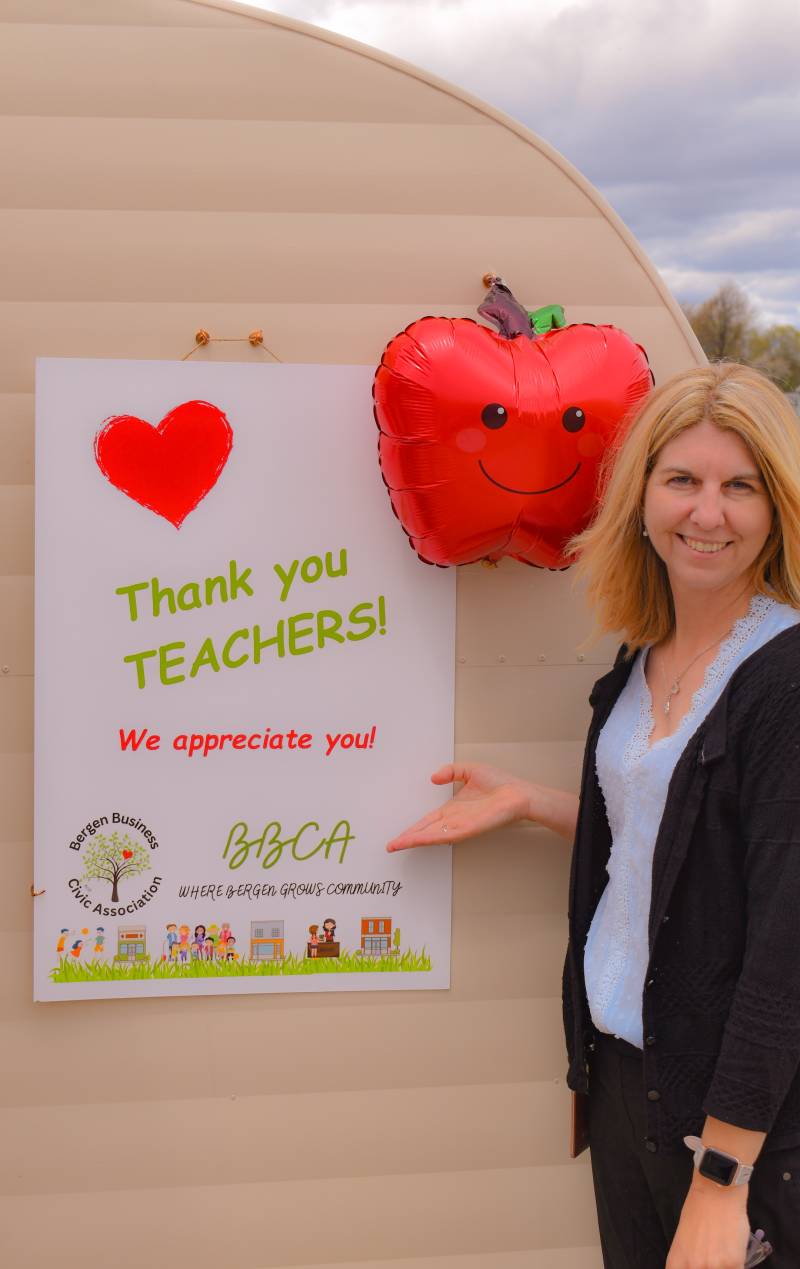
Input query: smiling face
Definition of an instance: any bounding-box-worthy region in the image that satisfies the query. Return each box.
[374,317,653,566]
[642,418,775,602]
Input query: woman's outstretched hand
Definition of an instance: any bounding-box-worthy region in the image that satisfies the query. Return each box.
[386,763,533,852]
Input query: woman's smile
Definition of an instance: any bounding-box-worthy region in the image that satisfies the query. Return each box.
[677,533,732,555]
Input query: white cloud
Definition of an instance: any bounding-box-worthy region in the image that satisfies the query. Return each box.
[246,0,800,323]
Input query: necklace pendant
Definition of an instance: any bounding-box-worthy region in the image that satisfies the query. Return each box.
[663,697,671,716]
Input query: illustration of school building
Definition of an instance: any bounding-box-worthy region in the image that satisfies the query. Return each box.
[360,918,392,956]
[114,926,147,964]
[249,920,285,961]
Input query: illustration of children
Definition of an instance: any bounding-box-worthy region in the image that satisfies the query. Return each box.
[178,924,191,962]
[203,933,214,961]
[164,922,179,961]
[56,928,69,956]
[224,935,238,962]
[93,927,105,955]
[207,923,220,959]
[322,918,337,944]
[219,921,232,952]
[308,924,319,958]
[69,937,84,959]
[192,925,206,959]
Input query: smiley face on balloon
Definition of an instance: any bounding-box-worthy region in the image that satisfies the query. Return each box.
[373,279,653,568]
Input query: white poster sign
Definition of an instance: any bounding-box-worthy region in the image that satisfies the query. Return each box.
[34,359,455,1001]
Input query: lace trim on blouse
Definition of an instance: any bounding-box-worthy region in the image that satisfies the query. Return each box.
[587,593,774,1022]
[637,592,775,758]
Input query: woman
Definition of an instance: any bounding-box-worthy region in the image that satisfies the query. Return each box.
[387,363,800,1268]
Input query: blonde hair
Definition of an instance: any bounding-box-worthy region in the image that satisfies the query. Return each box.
[566,362,800,656]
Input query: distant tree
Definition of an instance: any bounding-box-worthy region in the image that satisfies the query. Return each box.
[682,282,757,362]
[748,324,800,392]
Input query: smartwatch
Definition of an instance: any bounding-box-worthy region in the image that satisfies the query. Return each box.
[683,1135,754,1187]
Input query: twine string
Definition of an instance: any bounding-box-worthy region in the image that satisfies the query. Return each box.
[181,330,281,362]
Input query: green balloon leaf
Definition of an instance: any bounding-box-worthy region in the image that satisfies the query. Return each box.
[528,304,566,334]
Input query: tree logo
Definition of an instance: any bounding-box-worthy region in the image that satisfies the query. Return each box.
[67,812,163,917]
[81,831,150,903]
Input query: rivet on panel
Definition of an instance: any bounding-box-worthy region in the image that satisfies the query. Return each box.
[498,654,507,663]
[457,656,466,665]
[1,666,8,675]
[577,653,585,662]
[538,654,546,662]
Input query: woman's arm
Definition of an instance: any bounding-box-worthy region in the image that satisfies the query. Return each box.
[386,763,579,851]
[526,782,580,842]
[667,677,800,1267]
[667,1115,766,1269]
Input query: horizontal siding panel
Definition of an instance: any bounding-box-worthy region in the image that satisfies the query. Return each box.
[0,304,689,393]
[0,1078,586,1196]
[0,485,32,573]
[0,394,33,483]
[454,739,586,791]
[451,823,574,916]
[250,1252,604,1269]
[0,211,660,306]
[0,118,600,218]
[0,755,32,840]
[0,0,265,24]
[456,665,598,743]
[0,841,30,932]
[456,564,620,667]
[0,675,31,751]
[0,26,486,123]
[0,576,32,674]
[0,1163,600,1267]
[0,996,567,1106]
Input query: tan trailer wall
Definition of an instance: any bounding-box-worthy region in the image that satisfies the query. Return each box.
[0,2,703,1265]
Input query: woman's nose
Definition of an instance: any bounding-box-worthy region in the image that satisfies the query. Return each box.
[688,486,727,528]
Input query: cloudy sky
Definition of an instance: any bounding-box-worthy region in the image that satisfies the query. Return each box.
[246,0,800,327]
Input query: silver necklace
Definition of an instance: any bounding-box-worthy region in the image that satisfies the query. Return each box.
[655,626,734,716]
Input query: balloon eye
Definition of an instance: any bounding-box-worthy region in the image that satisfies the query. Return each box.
[562,406,585,432]
[481,403,508,429]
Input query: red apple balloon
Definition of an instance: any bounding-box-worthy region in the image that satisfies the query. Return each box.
[373,279,653,567]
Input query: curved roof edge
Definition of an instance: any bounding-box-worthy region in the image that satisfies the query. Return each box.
[191,0,704,367]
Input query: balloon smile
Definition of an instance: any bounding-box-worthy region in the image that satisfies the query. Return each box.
[478,459,581,496]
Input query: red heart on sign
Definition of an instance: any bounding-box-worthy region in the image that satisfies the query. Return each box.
[121,850,133,859]
[94,400,233,528]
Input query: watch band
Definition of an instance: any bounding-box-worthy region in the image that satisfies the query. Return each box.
[683,1135,754,1187]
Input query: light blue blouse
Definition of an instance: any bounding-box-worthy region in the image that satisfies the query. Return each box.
[584,592,800,1049]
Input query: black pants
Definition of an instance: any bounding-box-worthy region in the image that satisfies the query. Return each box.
[588,1029,800,1268]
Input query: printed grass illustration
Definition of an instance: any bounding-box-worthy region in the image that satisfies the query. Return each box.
[80,832,150,902]
[50,947,431,982]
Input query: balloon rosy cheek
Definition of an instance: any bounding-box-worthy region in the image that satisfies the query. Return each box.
[577,432,603,458]
[455,427,487,454]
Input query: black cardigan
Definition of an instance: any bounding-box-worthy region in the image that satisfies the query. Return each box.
[562,622,800,1153]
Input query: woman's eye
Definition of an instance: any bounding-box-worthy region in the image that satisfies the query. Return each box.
[668,475,754,491]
